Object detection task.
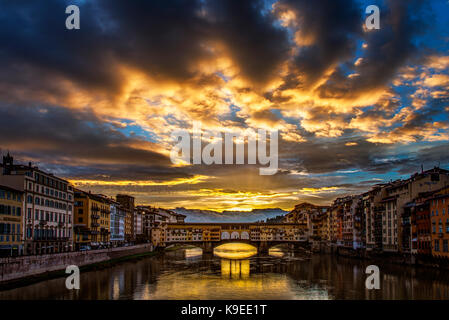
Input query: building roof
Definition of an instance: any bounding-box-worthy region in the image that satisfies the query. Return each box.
[0,184,24,194]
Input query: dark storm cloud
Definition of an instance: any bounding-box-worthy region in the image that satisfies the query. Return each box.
[0,0,121,94]
[205,0,290,84]
[394,142,449,175]
[318,0,433,98]
[0,104,171,168]
[274,0,363,88]
[279,136,409,174]
[0,0,291,102]
[97,0,210,82]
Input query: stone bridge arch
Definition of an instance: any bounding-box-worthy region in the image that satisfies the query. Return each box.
[163,240,309,255]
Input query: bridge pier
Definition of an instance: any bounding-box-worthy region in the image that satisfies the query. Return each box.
[202,242,214,254]
[257,241,269,255]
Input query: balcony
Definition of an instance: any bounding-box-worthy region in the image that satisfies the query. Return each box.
[91,214,100,219]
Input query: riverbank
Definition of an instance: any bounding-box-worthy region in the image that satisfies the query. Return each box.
[322,245,449,269]
[0,244,158,291]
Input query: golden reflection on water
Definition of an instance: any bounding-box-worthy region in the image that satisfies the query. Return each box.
[268,247,285,257]
[214,243,257,259]
[221,259,250,279]
[146,242,330,300]
[185,247,203,258]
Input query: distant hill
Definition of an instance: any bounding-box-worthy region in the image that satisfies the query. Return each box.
[172,207,288,223]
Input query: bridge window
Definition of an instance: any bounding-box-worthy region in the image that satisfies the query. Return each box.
[231,231,240,239]
[221,231,230,240]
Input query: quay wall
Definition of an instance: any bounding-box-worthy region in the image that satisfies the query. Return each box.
[0,244,153,283]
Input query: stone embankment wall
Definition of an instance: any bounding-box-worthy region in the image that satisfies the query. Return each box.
[0,244,153,283]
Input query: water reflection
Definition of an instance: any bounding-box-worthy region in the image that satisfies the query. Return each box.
[269,247,286,258]
[221,259,250,279]
[1,243,449,300]
[214,243,257,259]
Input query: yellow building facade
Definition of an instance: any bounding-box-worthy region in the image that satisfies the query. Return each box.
[0,185,24,256]
[73,189,110,249]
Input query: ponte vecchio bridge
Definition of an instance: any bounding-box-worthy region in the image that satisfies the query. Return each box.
[164,222,308,254]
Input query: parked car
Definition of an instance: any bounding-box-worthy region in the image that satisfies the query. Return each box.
[79,245,91,251]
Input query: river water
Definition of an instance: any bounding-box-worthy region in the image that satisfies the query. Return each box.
[1,243,449,300]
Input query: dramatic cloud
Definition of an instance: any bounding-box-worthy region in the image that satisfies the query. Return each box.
[0,0,448,210]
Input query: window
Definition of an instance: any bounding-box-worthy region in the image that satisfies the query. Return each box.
[435,239,440,252]
[444,240,448,253]
[27,195,32,203]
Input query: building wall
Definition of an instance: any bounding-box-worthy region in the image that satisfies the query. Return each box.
[74,190,110,248]
[110,203,125,243]
[1,157,74,255]
[430,194,449,258]
[0,186,24,256]
[124,208,133,242]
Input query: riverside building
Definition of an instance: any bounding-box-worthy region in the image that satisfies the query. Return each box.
[73,189,110,249]
[0,153,74,255]
[110,200,125,246]
[430,187,449,259]
[0,185,24,256]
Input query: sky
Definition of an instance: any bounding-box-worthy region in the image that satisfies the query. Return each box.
[0,0,448,211]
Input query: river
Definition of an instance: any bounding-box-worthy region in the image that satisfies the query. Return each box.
[1,243,449,300]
